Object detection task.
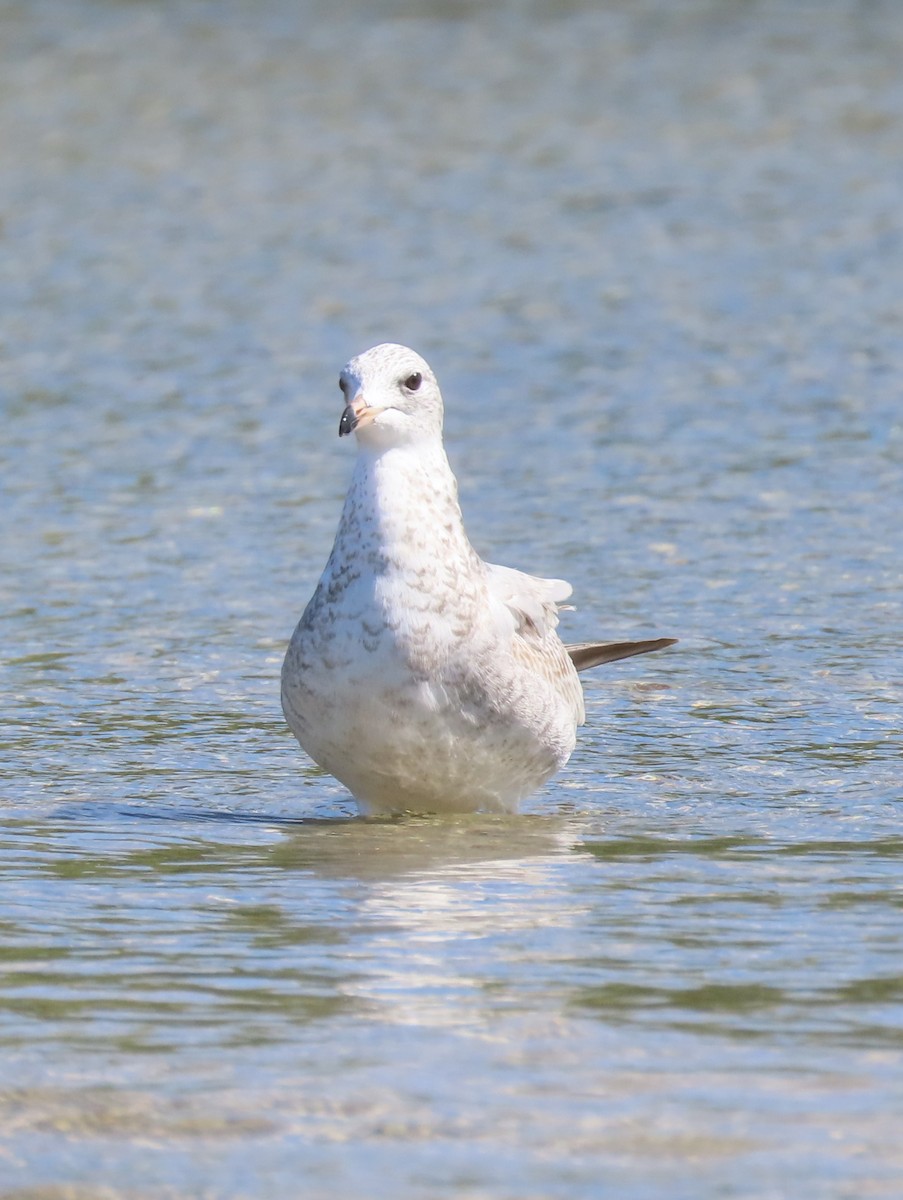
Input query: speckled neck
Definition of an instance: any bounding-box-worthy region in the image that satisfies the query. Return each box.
[334,440,478,579]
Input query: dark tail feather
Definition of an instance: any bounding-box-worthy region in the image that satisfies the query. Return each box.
[566,638,677,672]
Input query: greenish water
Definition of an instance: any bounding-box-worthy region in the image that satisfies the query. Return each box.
[2,1,902,1197]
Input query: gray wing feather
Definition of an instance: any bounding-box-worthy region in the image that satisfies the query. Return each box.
[567,638,677,672]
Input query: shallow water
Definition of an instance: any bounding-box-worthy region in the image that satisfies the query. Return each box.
[2,0,902,1196]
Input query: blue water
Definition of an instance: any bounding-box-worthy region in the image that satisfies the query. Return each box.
[2,1,902,1197]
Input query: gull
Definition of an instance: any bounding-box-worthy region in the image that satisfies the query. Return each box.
[281,343,675,815]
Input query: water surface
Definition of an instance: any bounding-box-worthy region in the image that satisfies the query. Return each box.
[2,1,902,1196]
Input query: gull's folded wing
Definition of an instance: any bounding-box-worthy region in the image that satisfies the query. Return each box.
[566,638,677,672]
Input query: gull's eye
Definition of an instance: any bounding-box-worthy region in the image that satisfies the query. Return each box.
[404,372,422,392]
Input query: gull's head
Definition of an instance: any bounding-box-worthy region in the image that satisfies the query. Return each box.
[338,343,443,449]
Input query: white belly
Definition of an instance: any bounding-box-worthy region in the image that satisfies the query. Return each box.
[281,638,576,815]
